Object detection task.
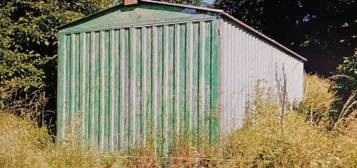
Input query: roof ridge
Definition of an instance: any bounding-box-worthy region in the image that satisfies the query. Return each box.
[58,0,307,61]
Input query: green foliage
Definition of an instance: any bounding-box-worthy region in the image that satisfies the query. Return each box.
[156,0,202,6]
[330,48,357,123]
[215,0,264,31]
[0,0,111,115]
[62,0,114,15]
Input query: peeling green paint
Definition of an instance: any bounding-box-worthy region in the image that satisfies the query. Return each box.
[57,4,220,154]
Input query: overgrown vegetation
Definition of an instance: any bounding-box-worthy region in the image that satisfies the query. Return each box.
[0,111,219,168]
[1,75,356,167]
[330,49,357,125]
[0,112,117,168]
[224,83,357,167]
[0,0,113,126]
[297,75,335,129]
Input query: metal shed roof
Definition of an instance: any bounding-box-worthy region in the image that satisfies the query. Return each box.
[58,0,307,61]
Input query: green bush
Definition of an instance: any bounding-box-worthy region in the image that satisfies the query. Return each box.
[0,0,112,117]
[330,48,357,123]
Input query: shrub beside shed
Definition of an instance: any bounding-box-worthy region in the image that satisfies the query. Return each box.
[57,0,306,153]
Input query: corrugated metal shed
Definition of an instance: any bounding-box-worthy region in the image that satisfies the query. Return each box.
[57,0,306,153]
[219,20,305,137]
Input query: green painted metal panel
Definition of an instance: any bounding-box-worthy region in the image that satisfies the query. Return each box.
[210,20,220,145]
[57,34,65,144]
[59,3,216,34]
[57,19,220,154]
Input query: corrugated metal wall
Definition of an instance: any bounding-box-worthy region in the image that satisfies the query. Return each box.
[57,20,220,153]
[219,20,304,137]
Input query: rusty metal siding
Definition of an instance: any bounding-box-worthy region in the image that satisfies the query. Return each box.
[57,20,220,153]
[219,20,304,137]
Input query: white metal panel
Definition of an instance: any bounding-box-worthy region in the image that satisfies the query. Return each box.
[219,19,304,137]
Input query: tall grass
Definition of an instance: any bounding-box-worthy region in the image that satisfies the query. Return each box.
[0,112,218,168]
[1,74,356,167]
[0,113,116,168]
[297,74,335,127]
[223,85,357,167]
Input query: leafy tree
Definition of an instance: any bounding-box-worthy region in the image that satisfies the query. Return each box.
[156,0,202,5]
[0,0,111,126]
[330,49,357,123]
[63,0,115,15]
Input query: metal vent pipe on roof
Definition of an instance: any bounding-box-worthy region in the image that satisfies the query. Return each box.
[124,0,138,5]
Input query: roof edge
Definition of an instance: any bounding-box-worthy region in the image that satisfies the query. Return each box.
[57,0,223,30]
[57,0,307,62]
[140,0,224,13]
[58,3,125,30]
[220,12,307,62]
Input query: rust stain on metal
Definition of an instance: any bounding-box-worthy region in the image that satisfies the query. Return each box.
[124,0,138,6]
